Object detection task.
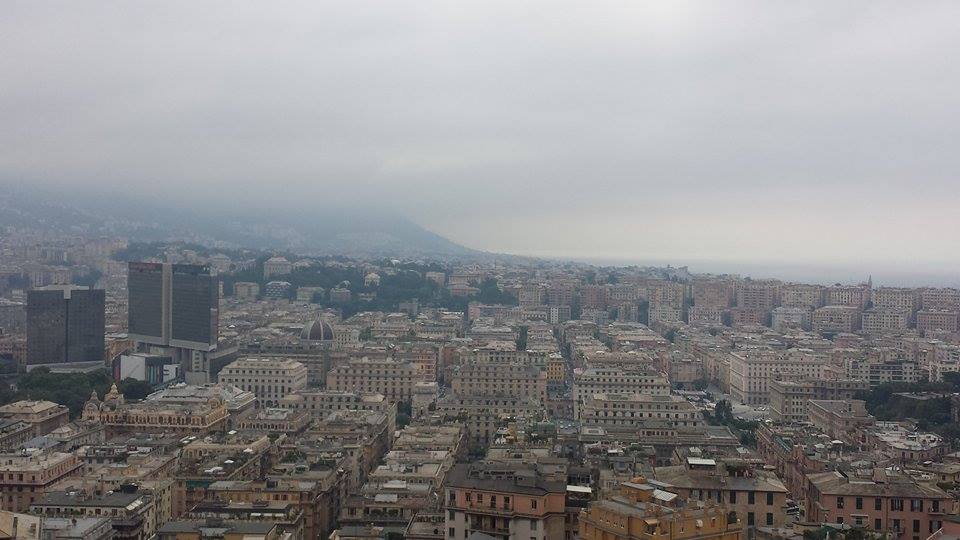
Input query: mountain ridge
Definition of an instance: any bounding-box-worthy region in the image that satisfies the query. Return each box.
[0,188,477,259]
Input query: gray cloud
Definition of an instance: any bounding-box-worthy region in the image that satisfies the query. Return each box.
[2,1,959,267]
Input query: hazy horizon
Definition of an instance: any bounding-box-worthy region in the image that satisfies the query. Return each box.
[3,2,960,271]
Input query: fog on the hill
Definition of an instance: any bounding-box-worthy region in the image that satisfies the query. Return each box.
[1,2,959,267]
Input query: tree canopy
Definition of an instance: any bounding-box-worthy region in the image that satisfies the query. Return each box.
[6,368,114,417]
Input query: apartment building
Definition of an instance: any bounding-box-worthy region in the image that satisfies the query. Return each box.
[737,281,780,311]
[436,395,542,447]
[393,424,465,456]
[654,458,790,530]
[873,287,920,312]
[236,408,310,434]
[771,307,812,332]
[579,478,742,540]
[917,310,960,334]
[451,362,547,402]
[862,309,911,335]
[729,349,827,405]
[863,423,947,464]
[278,390,396,431]
[929,343,960,382]
[444,462,566,540]
[0,400,68,439]
[813,305,862,334]
[769,378,869,423]
[780,284,825,309]
[0,451,81,512]
[32,489,159,540]
[572,368,670,419]
[648,304,683,324]
[206,476,346,540]
[688,306,726,326]
[579,393,701,429]
[845,359,921,385]
[580,285,607,310]
[807,400,875,443]
[326,357,420,401]
[691,280,735,308]
[218,358,308,407]
[806,470,953,539]
[921,288,960,311]
[458,349,549,369]
[160,521,287,540]
[545,353,565,385]
[233,282,260,300]
[262,257,292,279]
[826,284,871,308]
[729,307,767,328]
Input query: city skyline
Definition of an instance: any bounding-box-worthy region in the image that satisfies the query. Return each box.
[4,3,960,539]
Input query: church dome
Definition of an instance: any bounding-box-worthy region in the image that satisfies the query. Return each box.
[301,318,334,341]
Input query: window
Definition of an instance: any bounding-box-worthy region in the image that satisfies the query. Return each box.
[448,527,455,538]
[748,513,755,526]
[875,498,882,511]
[490,496,497,509]
[893,519,901,532]
[856,497,863,510]
[911,500,923,512]
[748,492,755,505]
[730,492,737,504]
[530,520,538,531]
[932,500,941,513]
[448,510,455,519]
[766,513,774,526]
[531,499,538,509]
[914,520,920,533]
[875,519,882,530]
[837,517,844,525]
[466,493,472,502]
[766,492,774,505]
[837,497,845,509]
[892,499,904,511]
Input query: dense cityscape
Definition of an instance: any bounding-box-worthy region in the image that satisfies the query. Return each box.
[4,2,960,539]
[0,223,959,540]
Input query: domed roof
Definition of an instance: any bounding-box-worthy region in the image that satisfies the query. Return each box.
[301,318,334,341]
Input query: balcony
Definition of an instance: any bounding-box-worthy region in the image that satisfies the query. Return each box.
[468,521,511,536]
[453,501,515,515]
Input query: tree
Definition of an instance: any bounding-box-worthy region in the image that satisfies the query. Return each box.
[119,378,155,401]
[396,399,413,429]
[476,278,518,305]
[73,269,103,288]
[12,368,113,417]
[516,326,529,351]
[714,400,734,424]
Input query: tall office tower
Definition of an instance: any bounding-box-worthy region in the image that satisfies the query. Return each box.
[128,262,219,350]
[26,286,105,366]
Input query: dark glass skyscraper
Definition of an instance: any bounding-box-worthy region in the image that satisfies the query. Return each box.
[127,262,218,351]
[128,262,167,345]
[26,286,105,365]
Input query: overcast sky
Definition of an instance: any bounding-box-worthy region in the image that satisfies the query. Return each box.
[2,1,959,272]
